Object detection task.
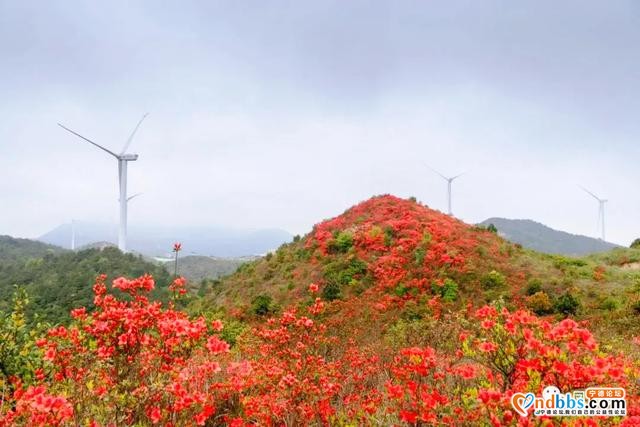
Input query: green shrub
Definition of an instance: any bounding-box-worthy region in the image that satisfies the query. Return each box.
[384,226,395,246]
[554,292,580,316]
[481,270,507,289]
[322,282,341,301]
[251,294,274,316]
[414,247,426,266]
[600,297,619,311]
[431,279,459,302]
[631,238,640,249]
[441,279,459,302]
[327,231,354,253]
[323,257,368,288]
[527,291,553,315]
[552,256,587,269]
[526,278,542,296]
[487,223,498,234]
[394,285,410,297]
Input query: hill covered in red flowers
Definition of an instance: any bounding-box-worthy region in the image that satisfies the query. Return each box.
[2,195,640,426]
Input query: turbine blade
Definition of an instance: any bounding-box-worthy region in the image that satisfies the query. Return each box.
[121,113,148,154]
[425,164,448,180]
[58,123,118,158]
[579,185,602,202]
[451,172,466,181]
[127,192,142,202]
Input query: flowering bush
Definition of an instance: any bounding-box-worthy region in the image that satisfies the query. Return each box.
[22,274,232,426]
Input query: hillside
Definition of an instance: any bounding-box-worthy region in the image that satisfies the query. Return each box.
[0,242,171,324]
[0,235,66,261]
[199,195,640,348]
[479,217,619,256]
[167,255,255,283]
[3,195,640,425]
[39,222,292,257]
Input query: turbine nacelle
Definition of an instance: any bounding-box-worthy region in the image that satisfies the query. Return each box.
[119,154,139,161]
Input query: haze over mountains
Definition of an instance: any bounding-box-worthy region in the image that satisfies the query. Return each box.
[38,222,292,257]
[480,217,619,256]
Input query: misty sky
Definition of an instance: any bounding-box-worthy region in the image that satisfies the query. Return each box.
[1,0,638,246]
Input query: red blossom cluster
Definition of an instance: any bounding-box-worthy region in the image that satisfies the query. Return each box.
[305,195,508,302]
[14,274,234,426]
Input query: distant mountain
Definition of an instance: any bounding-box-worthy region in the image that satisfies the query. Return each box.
[479,218,619,256]
[164,255,257,283]
[38,222,293,257]
[0,235,66,261]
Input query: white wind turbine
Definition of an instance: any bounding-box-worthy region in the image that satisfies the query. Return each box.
[580,186,607,241]
[58,114,148,252]
[71,219,76,250]
[426,165,465,216]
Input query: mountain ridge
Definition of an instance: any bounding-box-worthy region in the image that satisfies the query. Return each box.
[479,217,619,256]
[38,222,292,257]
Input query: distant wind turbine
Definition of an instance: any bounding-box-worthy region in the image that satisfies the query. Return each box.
[71,219,76,251]
[58,114,148,252]
[426,165,465,216]
[580,186,607,241]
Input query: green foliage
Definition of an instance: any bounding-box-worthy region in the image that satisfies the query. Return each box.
[251,294,275,316]
[327,231,354,254]
[414,247,426,266]
[554,292,580,316]
[322,282,342,301]
[432,279,459,302]
[600,297,619,312]
[631,238,640,249]
[0,246,171,325]
[323,257,368,289]
[383,226,395,246]
[486,223,498,234]
[481,270,507,289]
[526,278,543,296]
[0,288,48,388]
[526,291,553,315]
[552,255,587,269]
[219,318,247,346]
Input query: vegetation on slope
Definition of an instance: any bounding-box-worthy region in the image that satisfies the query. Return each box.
[0,245,171,324]
[1,196,640,426]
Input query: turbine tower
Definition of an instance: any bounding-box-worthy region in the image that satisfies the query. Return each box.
[58,114,148,252]
[71,219,76,251]
[580,186,607,241]
[426,165,464,216]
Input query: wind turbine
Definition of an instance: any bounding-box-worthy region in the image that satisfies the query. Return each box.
[580,186,607,241]
[58,114,148,252]
[71,219,76,251]
[426,165,465,216]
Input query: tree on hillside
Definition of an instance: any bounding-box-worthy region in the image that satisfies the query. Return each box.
[631,238,640,249]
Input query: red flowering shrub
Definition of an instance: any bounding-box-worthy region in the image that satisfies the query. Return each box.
[31,274,232,426]
[234,293,383,425]
[0,381,73,427]
[385,304,640,425]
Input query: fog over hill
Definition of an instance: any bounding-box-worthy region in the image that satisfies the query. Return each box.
[38,222,292,257]
[479,217,619,256]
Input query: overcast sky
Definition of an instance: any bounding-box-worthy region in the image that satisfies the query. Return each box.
[1,0,638,245]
